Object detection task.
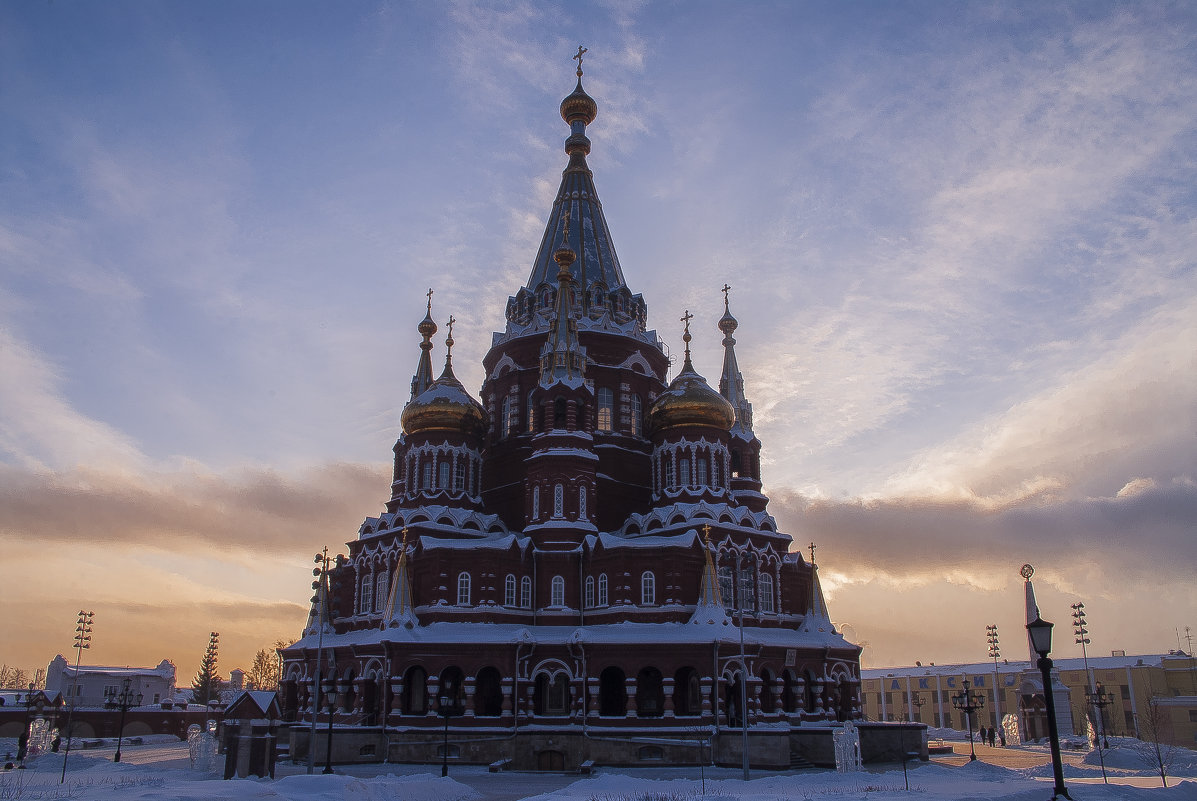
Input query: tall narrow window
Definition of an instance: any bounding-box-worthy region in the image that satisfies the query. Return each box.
[664,459,675,489]
[554,398,567,429]
[718,566,733,608]
[520,576,532,609]
[422,461,433,490]
[505,574,517,607]
[457,572,471,606]
[585,576,595,608]
[553,483,564,518]
[631,394,642,436]
[578,485,587,519]
[360,575,373,615]
[759,573,775,614]
[597,387,614,431]
[438,460,450,489]
[531,486,540,520]
[640,571,656,605]
[680,457,691,486]
[697,457,708,486]
[738,565,755,612]
[506,395,520,437]
[551,576,565,607]
[598,574,608,606]
[454,458,465,491]
[375,572,388,613]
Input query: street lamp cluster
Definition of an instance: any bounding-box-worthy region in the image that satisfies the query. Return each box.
[103,679,143,763]
[950,679,986,761]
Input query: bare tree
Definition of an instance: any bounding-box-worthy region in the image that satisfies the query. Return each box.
[0,664,30,688]
[1136,684,1177,788]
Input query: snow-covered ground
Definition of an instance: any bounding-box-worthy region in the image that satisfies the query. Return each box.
[1,738,1195,800]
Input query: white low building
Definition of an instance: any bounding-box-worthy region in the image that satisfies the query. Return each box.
[45,655,176,708]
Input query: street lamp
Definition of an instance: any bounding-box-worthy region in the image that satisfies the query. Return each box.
[18,683,36,768]
[438,692,456,777]
[910,692,926,723]
[1086,685,1114,784]
[104,678,143,763]
[322,672,338,774]
[1027,615,1071,800]
[950,679,985,761]
[987,624,1002,738]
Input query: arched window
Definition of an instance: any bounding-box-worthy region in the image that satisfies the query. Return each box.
[438,460,450,489]
[551,576,565,607]
[553,483,564,518]
[718,565,733,608]
[404,666,427,715]
[598,573,608,606]
[375,572,388,613]
[505,574,517,607]
[578,485,587,519]
[680,457,691,486]
[597,387,614,431]
[456,572,471,606]
[454,458,465,491]
[585,576,595,608]
[640,571,656,605]
[631,394,642,436]
[360,574,373,615]
[505,395,519,437]
[520,576,532,609]
[422,461,433,490]
[731,450,742,478]
[738,564,755,611]
[697,457,708,486]
[760,573,775,613]
[664,458,675,489]
[531,486,540,520]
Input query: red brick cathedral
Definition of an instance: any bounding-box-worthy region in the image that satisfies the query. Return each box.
[280,61,863,770]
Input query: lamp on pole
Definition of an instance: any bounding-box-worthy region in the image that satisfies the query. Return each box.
[1027,615,1071,800]
[910,692,926,723]
[104,678,142,763]
[950,678,985,761]
[1086,684,1113,784]
[986,624,1002,737]
[17,683,36,768]
[322,667,337,774]
[438,691,456,777]
[60,609,94,784]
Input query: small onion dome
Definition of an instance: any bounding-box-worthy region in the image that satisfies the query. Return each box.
[400,369,486,438]
[649,364,735,432]
[718,305,738,336]
[418,309,437,338]
[560,79,598,127]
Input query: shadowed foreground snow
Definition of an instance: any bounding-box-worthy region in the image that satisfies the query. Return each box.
[2,744,1196,800]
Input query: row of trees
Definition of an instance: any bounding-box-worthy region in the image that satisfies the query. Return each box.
[0,665,46,690]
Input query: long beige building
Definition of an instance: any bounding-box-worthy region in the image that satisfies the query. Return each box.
[862,651,1196,748]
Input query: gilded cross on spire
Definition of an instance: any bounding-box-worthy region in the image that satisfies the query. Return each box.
[446,315,456,352]
[574,45,588,77]
[426,287,434,313]
[722,283,732,310]
[680,309,694,366]
[809,541,817,565]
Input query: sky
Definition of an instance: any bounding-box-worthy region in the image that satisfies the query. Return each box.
[1,1,1194,682]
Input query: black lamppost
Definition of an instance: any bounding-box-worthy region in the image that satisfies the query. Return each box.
[911,691,926,723]
[322,673,337,774]
[1086,684,1114,784]
[104,678,143,763]
[951,679,985,761]
[438,692,455,777]
[18,683,36,767]
[1027,615,1071,800]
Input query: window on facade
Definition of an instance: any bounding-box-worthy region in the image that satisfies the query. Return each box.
[680,457,691,486]
[718,566,733,608]
[551,576,565,607]
[641,571,656,605]
[548,674,569,715]
[711,458,720,487]
[454,460,465,491]
[585,576,595,608]
[759,573,774,613]
[631,394,642,436]
[457,572,471,606]
[375,572,388,613]
[554,398,567,429]
[697,457,708,486]
[598,573,609,606]
[506,395,520,437]
[438,461,450,489]
[360,575,373,614]
[521,576,532,609]
[422,462,433,490]
[553,483,564,518]
[664,459,675,489]
[578,485,587,519]
[738,566,755,611]
[531,486,540,520]
[505,574,517,607]
[731,451,742,478]
[597,387,614,431]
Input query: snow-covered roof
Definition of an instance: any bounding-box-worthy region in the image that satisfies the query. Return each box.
[862,652,1179,679]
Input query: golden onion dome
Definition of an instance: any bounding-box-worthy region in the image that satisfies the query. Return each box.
[401,325,487,438]
[560,78,597,128]
[649,364,735,432]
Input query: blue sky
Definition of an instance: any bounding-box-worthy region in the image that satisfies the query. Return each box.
[1,1,1194,676]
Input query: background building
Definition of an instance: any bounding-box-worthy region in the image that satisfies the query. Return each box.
[862,650,1197,748]
[45,655,177,708]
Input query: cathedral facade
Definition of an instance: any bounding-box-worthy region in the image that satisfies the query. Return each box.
[279,64,865,770]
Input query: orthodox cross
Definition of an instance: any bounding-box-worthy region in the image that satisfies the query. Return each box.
[680,309,694,335]
[426,287,434,313]
[574,45,588,76]
[722,283,732,306]
[446,315,456,353]
[808,541,816,565]
[702,523,712,545]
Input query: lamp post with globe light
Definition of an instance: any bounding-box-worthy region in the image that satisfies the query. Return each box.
[104,678,142,763]
[1027,614,1071,800]
[951,679,985,761]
